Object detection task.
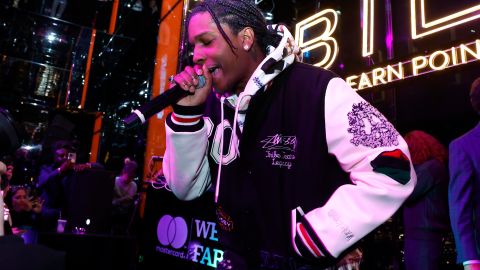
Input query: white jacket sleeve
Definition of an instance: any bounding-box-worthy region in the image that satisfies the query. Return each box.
[163,122,212,201]
[293,77,416,259]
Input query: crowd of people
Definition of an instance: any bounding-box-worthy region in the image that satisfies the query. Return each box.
[1,140,140,237]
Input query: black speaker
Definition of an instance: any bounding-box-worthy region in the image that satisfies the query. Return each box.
[65,168,116,234]
[0,108,21,155]
[0,235,66,270]
[37,233,136,270]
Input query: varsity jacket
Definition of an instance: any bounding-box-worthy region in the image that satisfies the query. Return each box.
[163,26,415,267]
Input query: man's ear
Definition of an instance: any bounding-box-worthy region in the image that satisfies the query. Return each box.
[239,27,255,51]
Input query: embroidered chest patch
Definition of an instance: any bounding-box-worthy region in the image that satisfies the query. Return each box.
[261,134,297,169]
[347,102,399,148]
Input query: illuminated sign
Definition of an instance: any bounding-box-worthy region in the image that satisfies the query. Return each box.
[190,219,223,268]
[295,9,339,68]
[156,215,189,258]
[362,0,375,57]
[411,0,480,39]
[156,215,224,268]
[296,2,480,90]
[346,39,480,90]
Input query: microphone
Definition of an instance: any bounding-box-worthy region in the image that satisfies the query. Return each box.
[123,75,206,129]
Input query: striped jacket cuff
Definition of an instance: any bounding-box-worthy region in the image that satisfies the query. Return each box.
[292,207,334,261]
[172,103,205,116]
[167,104,205,132]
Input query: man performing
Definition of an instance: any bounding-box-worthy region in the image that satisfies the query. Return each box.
[163,0,416,269]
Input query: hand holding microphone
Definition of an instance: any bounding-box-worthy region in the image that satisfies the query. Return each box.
[123,65,212,129]
[172,64,212,107]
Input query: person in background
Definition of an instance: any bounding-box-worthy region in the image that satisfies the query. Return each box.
[111,158,138,234]
[0,160,13,193]
[0,161,8,236]
[4,186,44,235]
[37,140,90,230]
[0,161,10,195]
[403,130,450,270]
[1,161,14,235]
[37,141,73,223]
[449,77,480,270]
[112,158,138,210]
[163,0,416,268]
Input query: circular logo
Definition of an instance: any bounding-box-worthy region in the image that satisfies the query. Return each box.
[157,215,188,249]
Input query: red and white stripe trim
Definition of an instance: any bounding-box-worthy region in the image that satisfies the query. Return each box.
[296,223,324,258]
[171,112,202,126]
[291,209,301,256]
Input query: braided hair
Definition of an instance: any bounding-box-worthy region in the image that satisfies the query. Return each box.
[187,0,281,55]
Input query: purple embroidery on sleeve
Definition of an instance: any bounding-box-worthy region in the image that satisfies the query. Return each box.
[347,102,399,148]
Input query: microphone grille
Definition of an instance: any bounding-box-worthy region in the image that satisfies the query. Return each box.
[197,75,206,88]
